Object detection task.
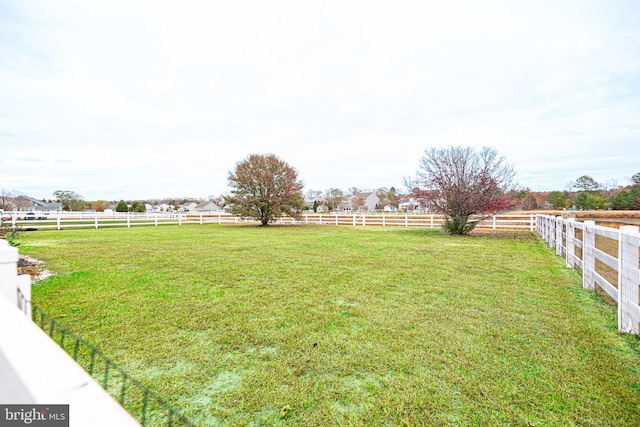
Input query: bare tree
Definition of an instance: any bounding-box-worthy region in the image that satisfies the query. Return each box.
[413,146,516,235]
[324,188,345,211]
[0,189,15,210]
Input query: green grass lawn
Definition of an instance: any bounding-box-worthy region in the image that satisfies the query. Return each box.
[20,225,640,426]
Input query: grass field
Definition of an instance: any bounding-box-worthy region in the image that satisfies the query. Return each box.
[19,224,640,426]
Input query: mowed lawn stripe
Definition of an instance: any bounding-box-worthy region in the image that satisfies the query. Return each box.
[21,225,640,426]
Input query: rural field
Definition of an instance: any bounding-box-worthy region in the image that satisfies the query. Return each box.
[19,224,640,426]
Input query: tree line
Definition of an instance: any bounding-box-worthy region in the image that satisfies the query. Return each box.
[2,148,639,236]
[519,173,640,211]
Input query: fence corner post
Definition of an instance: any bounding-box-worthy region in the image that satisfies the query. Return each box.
[582,220,596,291]
[618,225,640,334]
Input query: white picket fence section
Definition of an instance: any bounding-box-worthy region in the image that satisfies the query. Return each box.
[3,211,537,231]
[536,215,640,334]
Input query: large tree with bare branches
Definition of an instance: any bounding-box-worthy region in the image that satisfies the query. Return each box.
[225,154,305,226]
[413,146,516,235]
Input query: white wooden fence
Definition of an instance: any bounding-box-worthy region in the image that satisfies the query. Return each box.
[3,211,537,231]
[0,240,140,425]
[536,215,640,334]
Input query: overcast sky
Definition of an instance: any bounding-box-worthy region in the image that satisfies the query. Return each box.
[1,0,639,201]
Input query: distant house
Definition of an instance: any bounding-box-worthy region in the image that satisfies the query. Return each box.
[304,195,328,212]
[348,192,380,212]
[398,197,421,212]
[14,196,62,212]
[195,200,223,212]
[180,202,198,212]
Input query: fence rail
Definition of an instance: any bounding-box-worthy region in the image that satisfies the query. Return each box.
[2,211,537,231]
[536,215,640,334]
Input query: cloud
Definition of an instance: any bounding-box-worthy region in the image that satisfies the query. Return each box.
[1,0,639,200]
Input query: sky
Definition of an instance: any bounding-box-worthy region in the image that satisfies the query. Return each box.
[1,0,639,201]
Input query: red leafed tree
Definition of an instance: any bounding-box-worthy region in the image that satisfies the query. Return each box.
[225,153,305,226]
[414,146,516,235]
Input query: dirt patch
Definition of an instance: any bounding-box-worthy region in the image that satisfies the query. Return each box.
[18,255,53,283]
[518,210,640,227]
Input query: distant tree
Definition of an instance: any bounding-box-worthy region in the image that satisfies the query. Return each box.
[632,172,640,186]
[210,195,227,209]
[574,191,605,210]
[375,187,399,211]
[91,201,110,212]
[610,188,640,210]
[348,186,361,196]
[546,191,568,210]
[129,201,146,212]
[115,200,128,212]
[312,200,319,212]
[349,194,365,211]
[53,190,85,211]
[325,188,345,211]
[224,153,305,226]
[574,175,600,192]
[521,193,538,210]
[413,146,516,235]
[0,189,16,210]
[305,189,323,200]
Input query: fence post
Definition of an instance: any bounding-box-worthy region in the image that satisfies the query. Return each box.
[555,216,563,256]
[383,215,386,227]
[582,220,596,291]
[530,214,534,232]
[618,225,640,334]
[127,213,131,228]
[353,215,356,226]
[57,212,61,231]
[430,215,434,228]
[95,215,98,229]
[200,213,203,225]
[493,215,496,230]
[11,214,16,231]
[179,214,182,226]
[0,240,19,304]
[405,215,408,227]
[335,215,338,225]
[218,212,222,224]
[547,216,554,244]
[362,215,366,226]
[565,218,576,268]
[319,215,322,225]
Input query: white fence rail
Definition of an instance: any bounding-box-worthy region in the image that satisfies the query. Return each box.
[536,215,640,334]
[2,211,537,231]
[0,240,140,426]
